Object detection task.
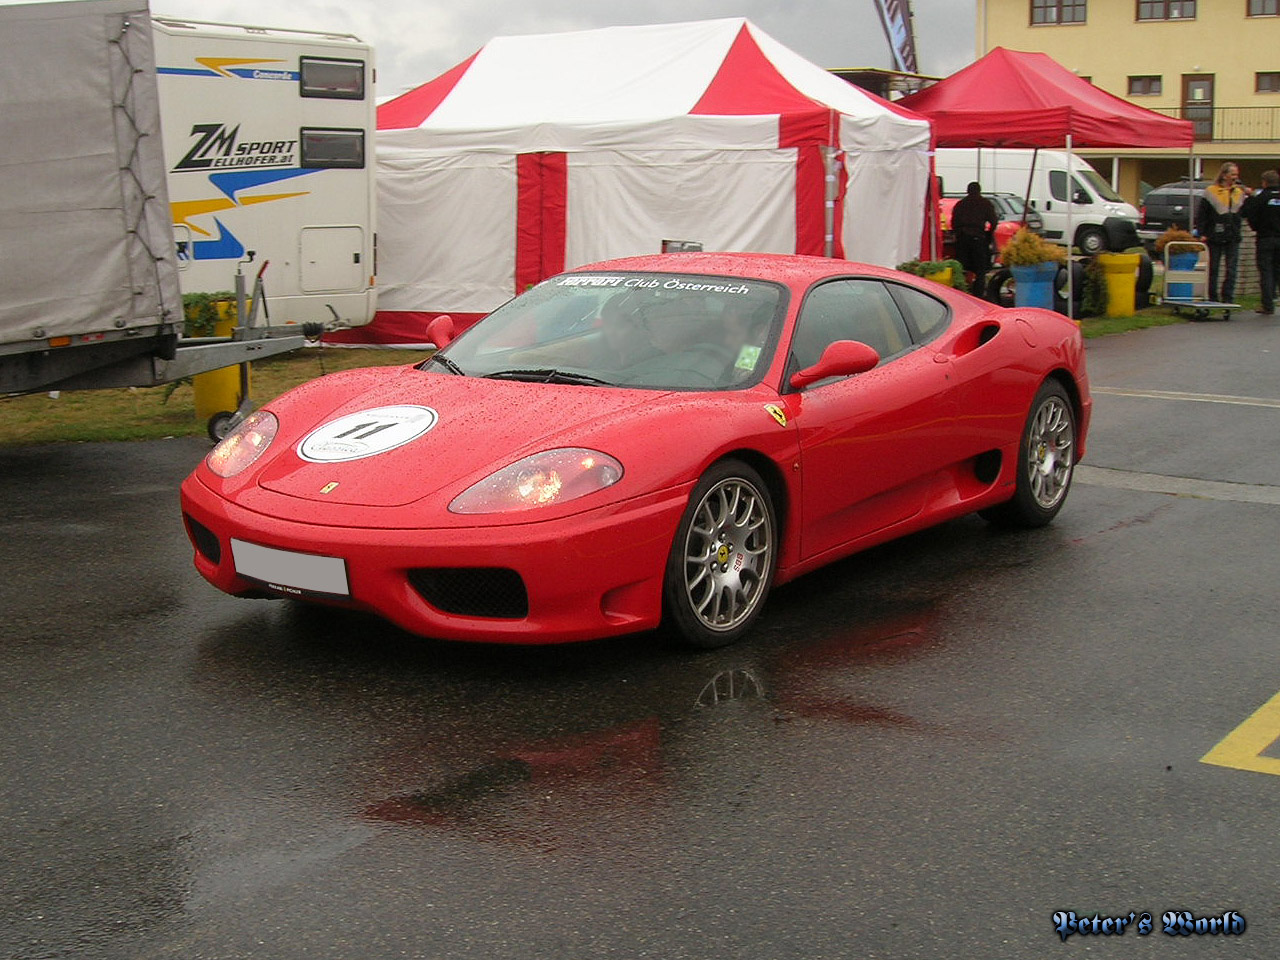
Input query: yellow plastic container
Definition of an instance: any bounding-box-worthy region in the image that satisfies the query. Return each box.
[191,300,249,421]
[1098,252,1140,318]
[923,266,953,287]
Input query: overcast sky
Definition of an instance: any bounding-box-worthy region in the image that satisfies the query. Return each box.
[19,0,975,100]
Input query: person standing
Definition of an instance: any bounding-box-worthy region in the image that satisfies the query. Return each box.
[951,181,998,289]
[1242,170,1280,316]
[1195,161,1252,303]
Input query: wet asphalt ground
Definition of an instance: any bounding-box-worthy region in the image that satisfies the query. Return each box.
[2,316,1279,960]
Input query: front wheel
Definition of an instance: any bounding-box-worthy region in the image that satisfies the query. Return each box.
[1076,226,1106,256]
[981,379,1076,528]
[664,460,777,648]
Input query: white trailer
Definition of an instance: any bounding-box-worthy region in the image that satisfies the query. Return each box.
[152,16,377,330]
[0,0,305,397]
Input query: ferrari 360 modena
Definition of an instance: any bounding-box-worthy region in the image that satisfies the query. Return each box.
[181,253,1090,647]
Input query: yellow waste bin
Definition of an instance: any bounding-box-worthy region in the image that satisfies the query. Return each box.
[1097,252,1141,318]
[190,300,249,424]
[923,266,953,288]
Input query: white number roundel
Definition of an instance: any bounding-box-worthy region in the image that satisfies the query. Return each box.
[298,405,439,463]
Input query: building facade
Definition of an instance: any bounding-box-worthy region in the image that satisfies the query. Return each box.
[977,0,1280,201]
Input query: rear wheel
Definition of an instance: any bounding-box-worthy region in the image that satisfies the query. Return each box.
[664,460,777,648]
[981,379,1076,528]
[985,267,1015,306]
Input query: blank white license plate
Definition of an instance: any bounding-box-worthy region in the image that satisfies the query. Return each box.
[230,539,350,597]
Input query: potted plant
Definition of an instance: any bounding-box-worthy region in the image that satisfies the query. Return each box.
[1154,227,1198,299]
[999,228,1066,309]
[894,258,969,293]
[1154,227,1194,257]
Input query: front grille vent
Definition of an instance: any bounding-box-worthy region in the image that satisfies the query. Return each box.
[408,567,529,619]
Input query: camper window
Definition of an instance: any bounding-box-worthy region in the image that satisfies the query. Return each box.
[300,128,365,168]
[300,57,365,100]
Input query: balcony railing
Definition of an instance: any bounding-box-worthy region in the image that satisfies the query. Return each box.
[1151,106,1280,143]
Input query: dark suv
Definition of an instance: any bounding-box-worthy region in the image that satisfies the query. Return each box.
[1139,179,1209,246]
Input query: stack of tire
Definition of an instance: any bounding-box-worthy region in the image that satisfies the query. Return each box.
[984,250,1153,316]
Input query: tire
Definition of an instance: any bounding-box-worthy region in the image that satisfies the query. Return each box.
[980,379,1076,528]
[207,411,236,442]
[1053,262,1085,314]
[1135,251,1153,308]
[664,460,777,648]
[985,267,1015,306]
[1075,226,1106,256]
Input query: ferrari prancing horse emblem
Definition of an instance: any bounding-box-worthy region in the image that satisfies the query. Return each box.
[319,482,339,494]
[765,404,787,428]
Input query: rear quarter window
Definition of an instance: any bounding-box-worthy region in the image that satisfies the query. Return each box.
[887,282,951,343]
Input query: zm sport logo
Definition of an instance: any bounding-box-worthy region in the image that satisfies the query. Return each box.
[174,124,298,172]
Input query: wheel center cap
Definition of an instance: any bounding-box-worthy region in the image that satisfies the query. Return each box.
[716,543,731,565]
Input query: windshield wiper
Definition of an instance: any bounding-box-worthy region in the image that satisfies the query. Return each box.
[425,353,467,376]
[484,368,614,386]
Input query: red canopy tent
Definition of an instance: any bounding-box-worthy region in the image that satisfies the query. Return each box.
[900,47,1193,314]
[898,46,1194,149]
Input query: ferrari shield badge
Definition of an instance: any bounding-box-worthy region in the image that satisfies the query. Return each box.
[298,405,439,463]
[764,404,787,428]
[319,482,339,494]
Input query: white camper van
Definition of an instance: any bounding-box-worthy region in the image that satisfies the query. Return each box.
[152,17,377,329]
[935,148,1140,255]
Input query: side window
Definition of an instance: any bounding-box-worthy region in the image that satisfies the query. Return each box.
[887,283,951,343]
[300,128,365,169]
[300,57,365,100]
[791,280,913,375]
[1049,169,1068,202]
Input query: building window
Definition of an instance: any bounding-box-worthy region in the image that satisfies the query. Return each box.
[1128,75,1163,95]
[1258,72,1280,92]
[1137,1,1196,19]
[1249,0,1278,15]
[1031,0,1086,24]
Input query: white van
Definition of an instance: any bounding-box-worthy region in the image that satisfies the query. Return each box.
[153,17,377,329]
[935,148,1140,255]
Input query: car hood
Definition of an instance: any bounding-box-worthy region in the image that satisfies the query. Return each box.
[254,367,674,507]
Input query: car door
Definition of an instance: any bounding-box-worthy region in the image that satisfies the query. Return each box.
[788,278,954,561]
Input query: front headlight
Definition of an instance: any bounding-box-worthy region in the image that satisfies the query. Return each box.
[449,448,624,514]
[206,410,278,478]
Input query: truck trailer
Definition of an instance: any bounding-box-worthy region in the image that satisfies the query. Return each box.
[152,15,377,330]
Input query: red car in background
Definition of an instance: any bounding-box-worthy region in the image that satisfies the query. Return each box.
[181,253,1090,648]
[939,192,1046,260]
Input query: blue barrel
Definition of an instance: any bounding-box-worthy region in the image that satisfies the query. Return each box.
[1011,262,1058,310]
[1166,251,1198,299]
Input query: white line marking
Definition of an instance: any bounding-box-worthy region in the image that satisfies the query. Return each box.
[1075,465,1280,506]
[1092,387,1280,409]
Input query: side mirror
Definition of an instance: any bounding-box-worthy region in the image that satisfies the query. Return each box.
[426,314,455,348]
[1073,189,1091,205]
[789,340,880,389]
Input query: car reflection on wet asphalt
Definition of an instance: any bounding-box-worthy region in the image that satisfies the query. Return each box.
[5,306,1280,960]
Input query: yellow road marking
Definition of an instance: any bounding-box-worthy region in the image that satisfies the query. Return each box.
[1201,689,1280,776]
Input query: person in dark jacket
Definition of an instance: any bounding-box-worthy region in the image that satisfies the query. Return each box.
[1243,169,1280,315]
[1196,161,1252,303]
[951,181,998,289]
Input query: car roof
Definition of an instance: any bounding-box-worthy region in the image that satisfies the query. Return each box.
[573,252,908,286]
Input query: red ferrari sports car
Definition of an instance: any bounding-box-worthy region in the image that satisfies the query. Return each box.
[181,253,1090,648]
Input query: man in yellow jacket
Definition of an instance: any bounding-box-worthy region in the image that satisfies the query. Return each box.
[1195,161,1253,303]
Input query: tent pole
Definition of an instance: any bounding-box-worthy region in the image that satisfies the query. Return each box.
[1022,147,1038,228]
[824,147,837,258]
[1066,133,1074,321]
[1188,145,1196,234]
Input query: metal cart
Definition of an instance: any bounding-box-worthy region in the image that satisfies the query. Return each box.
[1162,240,1239,321]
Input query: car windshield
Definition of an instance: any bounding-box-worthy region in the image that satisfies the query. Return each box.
[1078,168,1124,203]
[426,272,787,391]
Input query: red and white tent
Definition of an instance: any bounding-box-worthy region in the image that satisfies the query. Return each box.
[333,18,932,345]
